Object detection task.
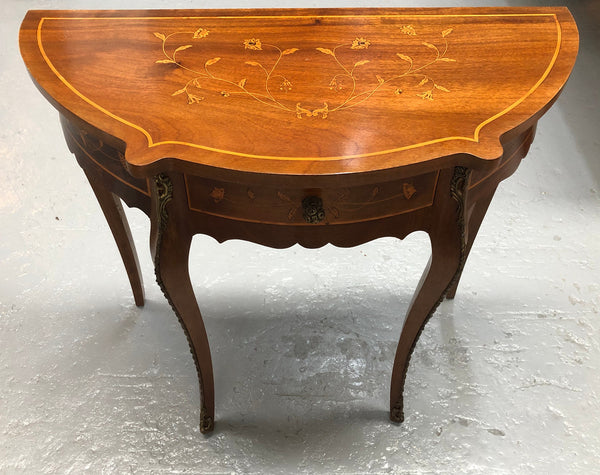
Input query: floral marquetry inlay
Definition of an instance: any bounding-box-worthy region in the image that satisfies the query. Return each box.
[154,25,456,118]
[184,169,438,226]
[209,187,225,203]
[27,10,571,170]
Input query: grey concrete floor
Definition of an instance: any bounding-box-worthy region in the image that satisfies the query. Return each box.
[2,0,599,473]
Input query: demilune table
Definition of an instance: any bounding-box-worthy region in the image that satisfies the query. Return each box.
[19,8,578,433]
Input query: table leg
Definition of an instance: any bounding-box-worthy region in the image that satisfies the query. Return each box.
[390,167,470,423]
[446,184,498,300]
[150,173,215,434]
[84,169,145,307]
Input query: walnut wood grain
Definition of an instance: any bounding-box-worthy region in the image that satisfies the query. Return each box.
[20,8,578,178]
[83,169,145,307]
[19,8,578,433]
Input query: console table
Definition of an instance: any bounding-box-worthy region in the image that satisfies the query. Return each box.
[19,8,578,433]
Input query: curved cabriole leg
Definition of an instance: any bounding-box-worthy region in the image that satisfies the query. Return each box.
[84,169,145,307]
[150,173,215,433]
[390,167,470,423]
[446,184,498,300]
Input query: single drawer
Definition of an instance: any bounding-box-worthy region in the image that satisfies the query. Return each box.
[184,171,439,225]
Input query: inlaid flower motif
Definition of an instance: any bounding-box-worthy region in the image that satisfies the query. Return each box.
[351,37,370,50]
[209,187,225,203]
[244,38,262,50]
[279,78,293,92]
[329,77,342,91]
[193,28,210,39]
[417,90,434,101]
[157,24,455,118]
[400,25,417,36]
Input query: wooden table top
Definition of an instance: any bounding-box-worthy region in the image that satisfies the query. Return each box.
[20,8,578,177]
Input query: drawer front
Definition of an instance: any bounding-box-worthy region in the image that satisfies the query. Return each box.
[185,171,438,225]
[61,120,150,196]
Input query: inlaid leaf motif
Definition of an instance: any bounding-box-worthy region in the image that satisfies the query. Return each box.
[316,48,334,56]
[156,25,457,118]
[403,183,417,200]
[337,189,350,201]
[417,90,434,101]
[187,94,204,104]
[205,57,221,66]
[175,45,193,53]
[277,191,293,203]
